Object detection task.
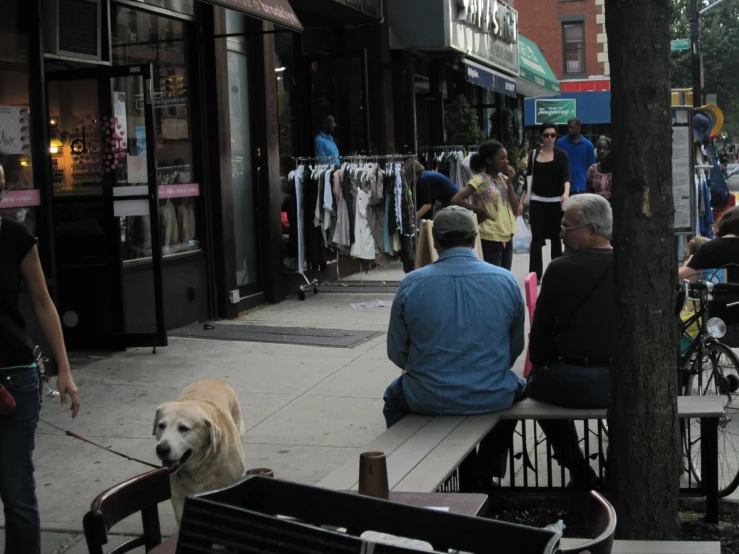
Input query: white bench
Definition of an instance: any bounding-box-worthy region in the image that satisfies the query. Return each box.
[317,396,725,520]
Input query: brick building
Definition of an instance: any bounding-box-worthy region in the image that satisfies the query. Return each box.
[516,0,612,141]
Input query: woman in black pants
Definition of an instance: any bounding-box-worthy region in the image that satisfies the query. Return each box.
[519,123,572,281]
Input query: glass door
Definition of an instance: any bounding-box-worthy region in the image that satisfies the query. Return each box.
[46,64,166,349]
[227,49,261,296]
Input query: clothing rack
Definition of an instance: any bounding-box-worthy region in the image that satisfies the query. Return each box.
[290,154,416,299]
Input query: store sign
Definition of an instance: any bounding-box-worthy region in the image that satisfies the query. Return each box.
[345,0,379,16]
[449,0,519,76]
[0,189,41,208]
[159,183,200,199]
[456,0,517,45]
[535,99,576,125]
[465,61,516,97]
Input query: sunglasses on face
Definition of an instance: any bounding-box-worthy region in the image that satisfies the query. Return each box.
[542,133,556,138]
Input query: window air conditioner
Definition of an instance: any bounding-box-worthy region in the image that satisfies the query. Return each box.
[44,0,102,61]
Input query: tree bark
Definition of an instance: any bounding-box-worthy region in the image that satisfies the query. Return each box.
[605,0,681,540]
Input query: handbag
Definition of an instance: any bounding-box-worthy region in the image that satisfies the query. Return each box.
[524,149,536,207]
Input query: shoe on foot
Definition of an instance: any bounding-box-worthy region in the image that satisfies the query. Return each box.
[566,465,600,491]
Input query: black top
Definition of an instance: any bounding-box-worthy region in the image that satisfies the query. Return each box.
[529,249,616,367]
[526,147,571,198]
[0,217,37,368]
[687,238,739,324]
[687,238,739,281]
[417,171,459,219]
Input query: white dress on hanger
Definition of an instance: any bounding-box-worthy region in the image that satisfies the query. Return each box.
[350,187,377,261]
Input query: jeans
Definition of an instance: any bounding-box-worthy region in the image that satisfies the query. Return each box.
[0,368,40,554]
[383,376,525,479]
[527,362,610,472]
[529,239,563,281]
[481,239,514,271]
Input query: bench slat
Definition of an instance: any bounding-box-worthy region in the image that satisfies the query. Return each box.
[560,539,720,554]
[501,397,724,420]
[316,414,433,490]
[385,416,466,490]
[393,413,502,493]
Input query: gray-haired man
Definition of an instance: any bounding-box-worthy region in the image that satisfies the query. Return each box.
[527,193,616,488]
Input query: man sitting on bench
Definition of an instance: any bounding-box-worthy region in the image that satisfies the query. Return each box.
[527,193,615,489]
[383,206,526,488]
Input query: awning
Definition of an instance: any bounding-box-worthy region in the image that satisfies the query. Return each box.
[463,59,517,98]
[207,0,303,32]
[517,36,560,98]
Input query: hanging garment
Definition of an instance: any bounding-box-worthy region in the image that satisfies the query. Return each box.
[332,170,352,250]
[341,167,356,245]
[294,166,306,273]
[350,188,377,260]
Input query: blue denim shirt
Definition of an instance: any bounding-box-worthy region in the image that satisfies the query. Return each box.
[556,135,596,192]
[314,132,340,166]
[387,248,526,415]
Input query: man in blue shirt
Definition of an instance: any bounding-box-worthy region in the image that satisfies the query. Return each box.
[384,206,526,487]
[556,117,596,194]
[314,115,340,166]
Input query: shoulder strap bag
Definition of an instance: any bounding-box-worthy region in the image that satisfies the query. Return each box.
[524,149,536,206]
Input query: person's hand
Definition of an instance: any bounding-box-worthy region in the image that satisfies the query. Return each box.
[56,371,80,419]
[505,165,517,180]
[561,191,570,205]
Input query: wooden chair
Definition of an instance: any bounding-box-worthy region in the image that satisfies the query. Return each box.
[559,491,617,554]
[523,272,539,378]
[83,467,171,554]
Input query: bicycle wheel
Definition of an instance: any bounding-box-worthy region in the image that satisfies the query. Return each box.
[683,341,739,497]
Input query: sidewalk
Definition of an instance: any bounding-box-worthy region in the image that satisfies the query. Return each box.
[1,254,535,553]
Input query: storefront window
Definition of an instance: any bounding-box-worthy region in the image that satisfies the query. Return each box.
[112,6,199,260]
[0,0,37,235]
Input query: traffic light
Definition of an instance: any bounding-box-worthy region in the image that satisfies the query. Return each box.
[161,76,174,98]
[721,130,728,141]
[172,75,186,98]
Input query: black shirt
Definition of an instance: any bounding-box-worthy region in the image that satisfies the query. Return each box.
[0,217,37,367]
[529,249,616,367]
[526,147,571,198]
[687,238,739,281]
[687,237,739,324]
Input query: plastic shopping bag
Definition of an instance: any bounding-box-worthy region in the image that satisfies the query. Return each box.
[512,216,532,254]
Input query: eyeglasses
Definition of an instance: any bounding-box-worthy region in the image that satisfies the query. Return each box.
[561,224,585,234]
[542,133,556,138]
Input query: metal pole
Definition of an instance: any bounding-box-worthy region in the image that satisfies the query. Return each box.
[690,0,702,107]
[700,0,732,14]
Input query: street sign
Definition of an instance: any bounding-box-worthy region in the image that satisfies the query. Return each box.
[671,39,690,51]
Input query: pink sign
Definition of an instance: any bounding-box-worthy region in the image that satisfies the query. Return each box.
[159,183,200,199]
[0,189,41,208]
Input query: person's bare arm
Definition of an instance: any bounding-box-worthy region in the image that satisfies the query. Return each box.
[416,204,432,219]
[20,246,80,418]
[452,185,495,221]
[504,166,519,215]
[678,265,698,282]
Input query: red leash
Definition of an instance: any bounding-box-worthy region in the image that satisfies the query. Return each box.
[40,417,160,470]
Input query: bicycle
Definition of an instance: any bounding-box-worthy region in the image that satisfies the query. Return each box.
[679,277,739,496]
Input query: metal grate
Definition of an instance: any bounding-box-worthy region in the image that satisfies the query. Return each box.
[58,0,99,57]
[171,324,382,348]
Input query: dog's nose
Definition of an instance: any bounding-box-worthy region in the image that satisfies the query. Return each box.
[156,443,171,458]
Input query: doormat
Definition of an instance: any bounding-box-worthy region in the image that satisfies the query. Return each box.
[170,324,382,349]
[321,280,400,294]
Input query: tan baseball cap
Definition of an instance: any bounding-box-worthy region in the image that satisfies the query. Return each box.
[432,206,478,240]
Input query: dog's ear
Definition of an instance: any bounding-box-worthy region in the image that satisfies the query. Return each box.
[204,417,221,450]
[152,406,163,436]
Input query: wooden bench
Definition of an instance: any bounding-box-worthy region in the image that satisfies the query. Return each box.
[317,396,725,522]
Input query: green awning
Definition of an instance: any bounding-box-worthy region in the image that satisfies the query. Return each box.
[518,35,560,97]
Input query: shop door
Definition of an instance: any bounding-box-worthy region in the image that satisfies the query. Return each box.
[306,50,371,155]
[46,64,166,349]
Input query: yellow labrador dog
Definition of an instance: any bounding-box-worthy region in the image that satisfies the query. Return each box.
[153,380,246,523]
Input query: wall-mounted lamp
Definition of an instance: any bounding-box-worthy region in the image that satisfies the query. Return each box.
[275,67,286,73]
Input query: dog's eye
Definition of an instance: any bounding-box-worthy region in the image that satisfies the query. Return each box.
[178,425,190,433]
[158,422,166,430]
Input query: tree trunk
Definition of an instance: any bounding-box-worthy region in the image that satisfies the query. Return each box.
[605,0,681,540]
